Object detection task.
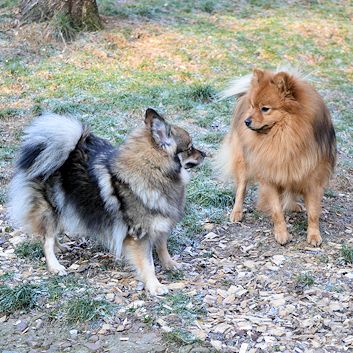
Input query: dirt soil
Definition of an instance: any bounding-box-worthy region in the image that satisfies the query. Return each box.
[1,164,352,353]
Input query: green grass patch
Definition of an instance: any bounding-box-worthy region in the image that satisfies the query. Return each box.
[0,0,19,9]
[45,275,84,301]
[0,272,15,282]
[3,58,29,76]
[15,240,44,260]
[50,12,78,41]
[0,108,22,120]
[0,283,40,314]
[156,292,206,322]
[188,84,216,102]
[341,244,353,264]
[63,296,112,324]
[201,131,224,144]
[186,161,233,209]
[296,273,315,287]
[163,328,200,345]
[165,269,184,281]
[290,218,307,235]
[188,185,233,208]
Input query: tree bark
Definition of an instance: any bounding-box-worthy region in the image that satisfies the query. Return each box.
[19,0,102,31]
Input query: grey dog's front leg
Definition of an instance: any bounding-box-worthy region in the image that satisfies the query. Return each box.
[122,235,168,295]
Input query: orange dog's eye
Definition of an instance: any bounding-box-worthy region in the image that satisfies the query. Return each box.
[261,107,270,113]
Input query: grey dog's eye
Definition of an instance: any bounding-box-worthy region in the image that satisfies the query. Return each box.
[261,107,270,113]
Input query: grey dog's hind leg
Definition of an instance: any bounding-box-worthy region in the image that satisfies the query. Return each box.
[27,199,67,275]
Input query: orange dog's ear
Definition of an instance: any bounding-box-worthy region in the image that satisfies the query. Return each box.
[272,72,296,99]
[252,68,264,84]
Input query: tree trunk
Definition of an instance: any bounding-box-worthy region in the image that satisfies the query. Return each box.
[20,0,102,31]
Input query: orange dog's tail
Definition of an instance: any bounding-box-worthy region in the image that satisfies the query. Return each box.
[217,74,252,100]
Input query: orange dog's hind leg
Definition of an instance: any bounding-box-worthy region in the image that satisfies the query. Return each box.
[230,155,247,222]
[304,186,323,246]
[261,183,292,245]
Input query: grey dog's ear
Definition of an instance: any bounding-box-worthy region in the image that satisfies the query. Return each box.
[145,108,171,147]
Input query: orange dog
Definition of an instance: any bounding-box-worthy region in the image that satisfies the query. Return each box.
[218,68,336,246]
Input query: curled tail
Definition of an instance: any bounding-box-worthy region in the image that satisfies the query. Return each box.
[16,113,84,180]
[217,74,252,100]
[8,114,85,228]
[218,66,307,101]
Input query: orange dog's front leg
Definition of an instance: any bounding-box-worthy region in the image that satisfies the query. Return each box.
[304,186,323,246]
[230,154,247,222]
[262,183,292,245]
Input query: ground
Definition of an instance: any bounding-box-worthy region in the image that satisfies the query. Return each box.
[0,1,352,352]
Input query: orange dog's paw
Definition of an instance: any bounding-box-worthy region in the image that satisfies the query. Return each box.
[307,232,322,247]
[230,209,243,222]
[274,231,292,245]
[162,259,182,271]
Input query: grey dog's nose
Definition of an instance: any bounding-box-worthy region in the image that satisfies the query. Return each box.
[245,117,252,127]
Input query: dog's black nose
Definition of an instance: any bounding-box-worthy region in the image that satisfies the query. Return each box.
[200,150,207,158]
[245,117,252,127]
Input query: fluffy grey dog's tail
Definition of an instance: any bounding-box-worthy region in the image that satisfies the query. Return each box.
[16,113,84,180]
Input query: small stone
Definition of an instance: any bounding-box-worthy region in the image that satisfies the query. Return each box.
[0,315,6,323]
[168,282,186,290]
[223,294,235,304]
[98,323,111,335]
[203,223,215,231]
[114,295,124,304]
[68,263,80,270]
[15,320,28,332]
[272,255,286,266]
[128,300,145,309]
[228,285,248,298]
[343,336,353,344]
[243,260,256,270]
[116,325,125,332]
[329,302,341,312]
[213,323,231,334]
[203,232,219,241]
[69,329,78,338]
[60,342,72,349]
[34,319,43,330]
[106,293,115,301]
[88,335,99,343]
[239,343,249,353]
[9,235,26,246]
[190,328,207,340]
[156,318,172,333]
[29,341,41,349]
[210,340,223,350]
[84,342,101,352]
[269,294,286,307]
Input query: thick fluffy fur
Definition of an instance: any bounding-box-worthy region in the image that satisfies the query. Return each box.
[9,109,205,295]
[218,68,336,246]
